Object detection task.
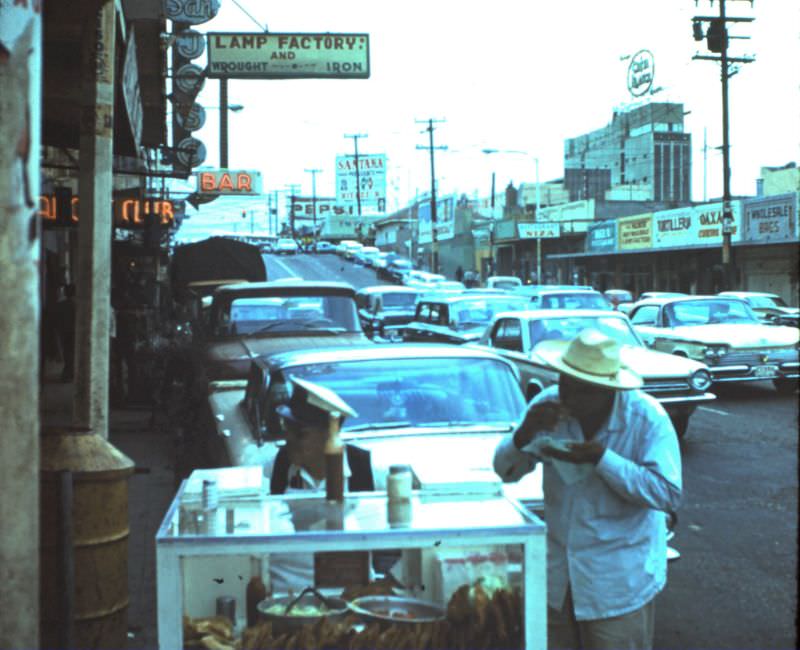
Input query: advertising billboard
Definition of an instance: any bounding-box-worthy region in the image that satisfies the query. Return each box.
[417,197,455,244]
[617,214,653,251]
[652,201,743,249]
[742,193,797,243]
[586,220,617,253]
[335,153,386,212]
[207,33,370,79]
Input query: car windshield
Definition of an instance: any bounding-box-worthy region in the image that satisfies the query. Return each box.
[665,299,758,326]
[529,315,641,347]
[453,297,528,328]
[283,356,524,431]
[746,295,787,309]
[382,293,418,310]
[539,292,611,310]
[213,294,360,335]
[493,280,521,290]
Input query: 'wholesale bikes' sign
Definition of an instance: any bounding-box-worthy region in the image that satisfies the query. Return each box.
[742,193,798,243]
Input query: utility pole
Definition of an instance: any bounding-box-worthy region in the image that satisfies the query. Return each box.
[692,0,754,290]
[285,183,300,239]
[344,133,367,225]
[305,168,321,246]
[416,119,446,272]
[220,78,228,168]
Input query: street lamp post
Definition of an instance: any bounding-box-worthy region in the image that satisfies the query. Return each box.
[218,78,244,168]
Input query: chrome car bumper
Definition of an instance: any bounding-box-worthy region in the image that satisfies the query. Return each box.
[710,361,799,382]
[657,392,717,405]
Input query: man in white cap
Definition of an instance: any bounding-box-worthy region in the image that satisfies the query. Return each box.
[494,328,682,650]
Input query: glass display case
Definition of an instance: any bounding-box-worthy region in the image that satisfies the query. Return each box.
[156,466,547,649]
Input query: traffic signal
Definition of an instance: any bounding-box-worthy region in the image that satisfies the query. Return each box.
[706,18,727,53]
[242,210,247,219]
[692,19,704,41]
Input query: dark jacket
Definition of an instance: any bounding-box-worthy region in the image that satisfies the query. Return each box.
[270,444,375,495]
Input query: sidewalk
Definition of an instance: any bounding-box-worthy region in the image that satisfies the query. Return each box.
[41,362,176,650]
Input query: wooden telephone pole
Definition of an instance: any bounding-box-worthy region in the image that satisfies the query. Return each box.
[416,119,446,272]
[692,0,754,290]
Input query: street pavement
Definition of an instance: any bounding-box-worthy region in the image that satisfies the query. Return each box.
[39,253,798,649]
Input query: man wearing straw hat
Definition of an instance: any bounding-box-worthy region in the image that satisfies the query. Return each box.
[494,329,682,650]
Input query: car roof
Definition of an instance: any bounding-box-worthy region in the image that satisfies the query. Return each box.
[719,291,779,298]
[418,293,528,305]
[356,285,421,296]
[256,342,513,371]
[513,285,596,295]
[632,294,749,307]
[214,279,356,296]
[490,308,630,321]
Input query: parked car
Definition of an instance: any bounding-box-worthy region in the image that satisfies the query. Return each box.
[628,295,800,394]
[718,291,799,327]
[354,246,380,266]
[314,240,335,253]
[400,293,529,345]
[372,251,395,271]
[204,343,543,509]
[403,270,446,289]
[604,289,634,310]
[487,276,523,291]
[196,280,369,382]
[342,241,364,260]
[474,309,716,437]
[620,292,689,315]
[274,238,299,255]
[381,257,414,283]
[513,286,612,311]
[355,285,421,339]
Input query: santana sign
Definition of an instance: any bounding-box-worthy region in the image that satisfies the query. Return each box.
[335,153,386,211]
[627,49,654,97]
[196,170,262,195]
[207,32,370,79]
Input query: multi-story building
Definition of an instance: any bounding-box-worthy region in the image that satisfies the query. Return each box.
[564,102,691,204]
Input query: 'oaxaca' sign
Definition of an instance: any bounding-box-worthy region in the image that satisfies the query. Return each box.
[207,32,370,79]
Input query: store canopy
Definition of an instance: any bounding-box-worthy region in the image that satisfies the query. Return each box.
[170,237,267,289]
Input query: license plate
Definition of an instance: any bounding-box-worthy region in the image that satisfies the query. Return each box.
[753,365,779,378]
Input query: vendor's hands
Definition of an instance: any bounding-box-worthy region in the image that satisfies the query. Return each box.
[542,440,605,465]
[513,401,567,449]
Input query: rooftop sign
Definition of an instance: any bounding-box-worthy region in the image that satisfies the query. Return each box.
[207,32,370,79]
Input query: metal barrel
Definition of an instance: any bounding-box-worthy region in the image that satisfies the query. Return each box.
[40,426,135,649]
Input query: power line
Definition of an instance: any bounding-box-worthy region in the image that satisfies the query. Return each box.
[230,0,268,32]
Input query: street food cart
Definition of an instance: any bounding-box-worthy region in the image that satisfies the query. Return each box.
[156,467,547,649]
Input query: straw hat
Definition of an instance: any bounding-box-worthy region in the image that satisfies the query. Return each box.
[277,376,358,428]
[534,328,642,390]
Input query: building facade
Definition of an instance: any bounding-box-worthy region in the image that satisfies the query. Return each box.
[564,102,691,204]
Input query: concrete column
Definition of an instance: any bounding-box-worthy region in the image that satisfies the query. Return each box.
[73,0,116,436]
[0,4,42,647]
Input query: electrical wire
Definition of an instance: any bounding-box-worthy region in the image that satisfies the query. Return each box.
[230,0,268,32]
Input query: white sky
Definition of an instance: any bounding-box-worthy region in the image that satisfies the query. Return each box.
[175,0,800,238]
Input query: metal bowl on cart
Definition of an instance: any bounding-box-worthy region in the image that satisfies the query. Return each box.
[349,595,445,625]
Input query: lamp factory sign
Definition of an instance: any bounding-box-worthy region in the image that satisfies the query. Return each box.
[207,32,370,79]
[627,49,654,97]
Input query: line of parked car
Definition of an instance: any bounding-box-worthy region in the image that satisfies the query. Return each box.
[169,237,798,510]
